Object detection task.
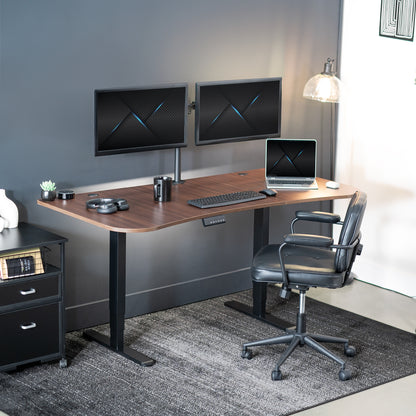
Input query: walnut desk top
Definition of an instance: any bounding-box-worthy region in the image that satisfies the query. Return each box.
[37,169,357,233]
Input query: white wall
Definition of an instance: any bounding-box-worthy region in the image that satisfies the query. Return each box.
[337,0,416,296]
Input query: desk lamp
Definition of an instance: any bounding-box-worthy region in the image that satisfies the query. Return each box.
[303,58,342,179]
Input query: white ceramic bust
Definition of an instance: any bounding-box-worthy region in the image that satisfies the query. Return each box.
[0,189,19,228]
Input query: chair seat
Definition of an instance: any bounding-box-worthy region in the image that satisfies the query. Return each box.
[252,244,346,288]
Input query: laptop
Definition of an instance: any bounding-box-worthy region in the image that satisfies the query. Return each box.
[265,138,318,190]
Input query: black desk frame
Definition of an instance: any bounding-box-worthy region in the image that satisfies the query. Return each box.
[84,207,292,366]
[84,232,155,366]
[224,208,294,330]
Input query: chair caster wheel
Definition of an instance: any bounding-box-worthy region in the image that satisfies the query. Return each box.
[338,368,351,381]
[271,370,283,380]
[344,345,356,357]
[241,349,253,359]
[59,358,67,369]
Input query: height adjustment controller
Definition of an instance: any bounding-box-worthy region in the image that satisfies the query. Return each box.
[202,215,226,227]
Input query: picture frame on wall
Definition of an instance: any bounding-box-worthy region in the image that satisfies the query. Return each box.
[379,0,416,41]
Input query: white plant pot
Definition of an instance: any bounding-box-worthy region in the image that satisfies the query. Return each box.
[0,189,19,228]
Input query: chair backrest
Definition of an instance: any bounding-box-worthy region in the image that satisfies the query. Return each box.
[334,191,367,273]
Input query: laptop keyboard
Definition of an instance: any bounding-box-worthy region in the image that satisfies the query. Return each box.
[268,179,313,185]
[187,191,266,209]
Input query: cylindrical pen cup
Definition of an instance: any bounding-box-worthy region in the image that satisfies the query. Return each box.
[153,176,172,202]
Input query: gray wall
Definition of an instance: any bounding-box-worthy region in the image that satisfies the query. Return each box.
[0,0,341,331]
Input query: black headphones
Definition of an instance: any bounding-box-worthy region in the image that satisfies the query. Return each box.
[86,198,129,214]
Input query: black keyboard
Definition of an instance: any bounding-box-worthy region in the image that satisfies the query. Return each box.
[187,190,266,209]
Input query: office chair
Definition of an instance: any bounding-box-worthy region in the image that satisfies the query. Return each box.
[241,191,367,381]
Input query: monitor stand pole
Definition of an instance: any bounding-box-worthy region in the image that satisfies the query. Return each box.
[173,148,185,184]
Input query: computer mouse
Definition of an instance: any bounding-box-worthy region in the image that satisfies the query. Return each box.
[259,189,277,197]
[325,181,340,189]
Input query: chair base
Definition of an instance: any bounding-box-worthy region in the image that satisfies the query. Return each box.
[241,292,356,381]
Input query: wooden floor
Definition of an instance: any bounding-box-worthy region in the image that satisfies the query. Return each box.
[296,280,416,415]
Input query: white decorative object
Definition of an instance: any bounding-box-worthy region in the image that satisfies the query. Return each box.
[0,217,4,233]
[0,189,19,228]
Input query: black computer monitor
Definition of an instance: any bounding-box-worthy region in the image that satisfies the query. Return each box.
[95,83,188,156]
[195,78,282,146]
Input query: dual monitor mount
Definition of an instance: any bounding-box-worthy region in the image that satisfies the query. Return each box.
[173,101,196,185]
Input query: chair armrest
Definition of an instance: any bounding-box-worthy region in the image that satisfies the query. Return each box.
[295,211,341,223]
[284,233,334,247]
[291,211,342,233]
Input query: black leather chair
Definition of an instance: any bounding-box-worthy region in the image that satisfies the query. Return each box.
[241,191,367,381]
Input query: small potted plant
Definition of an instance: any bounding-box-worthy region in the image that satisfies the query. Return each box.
[40,180,57,201]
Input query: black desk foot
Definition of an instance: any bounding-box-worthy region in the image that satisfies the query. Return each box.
[224,300,296,332]
[84,329,156,367]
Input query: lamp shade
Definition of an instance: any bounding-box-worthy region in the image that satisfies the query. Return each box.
[303,58,342,103]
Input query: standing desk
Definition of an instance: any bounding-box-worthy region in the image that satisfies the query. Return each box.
[37,168,357,367]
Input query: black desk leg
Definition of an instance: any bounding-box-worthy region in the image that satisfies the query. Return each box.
[225,207,294,331]
[84,231,155,366]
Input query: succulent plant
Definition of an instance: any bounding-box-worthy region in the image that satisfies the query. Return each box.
[40,180,56,191]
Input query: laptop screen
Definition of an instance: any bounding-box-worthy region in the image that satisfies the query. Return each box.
[266,139,316,179]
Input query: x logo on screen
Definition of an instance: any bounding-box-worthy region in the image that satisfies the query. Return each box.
[208,93,261,131]
[272,149,305,175]
[108,100,165,139]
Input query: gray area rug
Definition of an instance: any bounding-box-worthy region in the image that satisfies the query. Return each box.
[1,286,415,416]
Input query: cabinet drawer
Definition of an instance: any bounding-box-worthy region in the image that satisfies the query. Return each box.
[0,303,59,367]
[0,275,59,307]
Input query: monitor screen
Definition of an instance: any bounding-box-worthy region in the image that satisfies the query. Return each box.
[195,78,282,146]
[95,84,188,156]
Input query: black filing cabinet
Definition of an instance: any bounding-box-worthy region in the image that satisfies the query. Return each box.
[0,223,67,371]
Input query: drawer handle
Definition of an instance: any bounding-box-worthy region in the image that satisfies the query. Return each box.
[20,322,37,330]
[20,288,36,296]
